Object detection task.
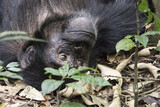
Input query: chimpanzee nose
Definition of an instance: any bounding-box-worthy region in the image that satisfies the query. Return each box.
[67,58,79,68]
[73,64,79,68]
[68,62,79,68]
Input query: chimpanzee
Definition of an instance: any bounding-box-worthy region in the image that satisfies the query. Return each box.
[0,0,154,90]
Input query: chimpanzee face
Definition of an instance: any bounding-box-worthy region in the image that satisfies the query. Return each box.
[19,15,97,69]
[43,32,92,68]
[40,15,97,68]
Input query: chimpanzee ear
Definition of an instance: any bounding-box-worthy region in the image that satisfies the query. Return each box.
[20,46,36,69]
[67,16,97,37]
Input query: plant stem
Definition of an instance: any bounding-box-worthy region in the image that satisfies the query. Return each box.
[134,43,139,107]
[134,0,140,106]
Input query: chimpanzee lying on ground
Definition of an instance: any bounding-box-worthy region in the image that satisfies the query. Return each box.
[0,0,154,90]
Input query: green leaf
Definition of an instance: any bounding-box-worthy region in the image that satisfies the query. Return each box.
[6,62,19,68]
[116,38,135,53]
[141,31,160,36]
[0,77,9,82]
[66,82,83,92]
[135,35,149,47]
[8,68,22,72]
[146,11,153,24]
[68,66,99,77]
[156,46,160,51]
[59,68,68,77]
[71,74,94,84]
[78,66,99,73]
[58,102,86,107]
[0,36,46,42]
[153,13,160,31]
[138,0,150,12]
[41,79,64,95]
[49,74,52,79]
[0,71,23,80]
[71,74,110,86]
[0,31,27,37]
[0,60,4,66]
[94,77,111,86]
[68,68,79,76]
[0,66,3,72]
[124,35,133,39]
[61,62,70,72]
[58,62,70,77]
[44,67,62,76]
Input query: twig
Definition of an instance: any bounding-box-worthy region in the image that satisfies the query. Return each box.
[134,0,141,106]
[139,85,160,96]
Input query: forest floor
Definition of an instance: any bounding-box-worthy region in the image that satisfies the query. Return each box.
[0,41,160,107]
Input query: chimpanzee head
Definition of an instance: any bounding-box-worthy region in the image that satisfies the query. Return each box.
[19,14,97,71]
[17,14,97,89]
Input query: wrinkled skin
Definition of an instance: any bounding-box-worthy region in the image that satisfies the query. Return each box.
[0,0,153,90]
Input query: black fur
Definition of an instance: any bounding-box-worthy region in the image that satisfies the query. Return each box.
[0,0,151,90]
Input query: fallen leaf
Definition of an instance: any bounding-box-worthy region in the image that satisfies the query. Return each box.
[19,86,45,101]
[126,100,134,107]
[97,64,123,86]
[9,81,26,96]
[59,82,93,98]
[128,81,154,93]
[138,47,156,56]
[81,95,95,106]
[129,63,160,78]
[59,87,74,98]
[0,81,26,96]
[109,85,121,107]
[81,95,109,107]
[139,96,160,106]
[148,92,160,98]
[107,54,117,63]
[90,95,109,107]
[116,54,133,72]
[157,40,160,46]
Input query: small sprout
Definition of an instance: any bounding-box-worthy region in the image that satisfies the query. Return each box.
[42,63,110,95]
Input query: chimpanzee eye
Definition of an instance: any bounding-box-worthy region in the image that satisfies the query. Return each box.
[77,60,84,66]
[59,54,67,61]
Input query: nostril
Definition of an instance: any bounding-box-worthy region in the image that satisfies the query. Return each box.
[77,59,84,66]
[68,62,79,68]
[74,64,79,68]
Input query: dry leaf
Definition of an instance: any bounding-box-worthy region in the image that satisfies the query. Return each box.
[148,92,160,98]
[19,86,45,101]
[81,95,109,107]
[97,64,122,107]
[90,95,109,107]
[128,81,154,93]
[97,64,123,86]
[116,54,133,72]
[157,40,160,46]
[59,87,74,98]
[147,103,157,107]
[0,102,26,107]
[81,95,95,106]
[9,81,26,96]
[59,82,93,98]
[126,100,134,107]
[129,63,160,78]
[107,54,117,63]
[0,81,26,96]
[109,85,121,107]
[138,47,156,57]
[145,23,154,30]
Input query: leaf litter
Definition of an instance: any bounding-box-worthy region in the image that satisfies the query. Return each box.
[0,41,160,107]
